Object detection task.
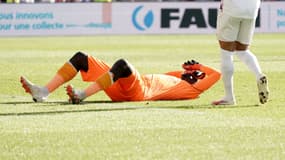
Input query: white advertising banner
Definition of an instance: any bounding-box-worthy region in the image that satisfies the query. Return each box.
[0,2,284,36]
[265,3,285,32]
[256,2,285,33]
[112,2,218,34]
[0,3,112,36]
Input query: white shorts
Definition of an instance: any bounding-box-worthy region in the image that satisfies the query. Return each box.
[216,10,256,45]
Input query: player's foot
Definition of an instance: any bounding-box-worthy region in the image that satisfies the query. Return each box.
[257,75,269,104]
[65,84,84,104]
[212,99,236,105]
[20,76,48,102]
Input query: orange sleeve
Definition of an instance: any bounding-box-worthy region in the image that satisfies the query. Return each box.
[165,71,183,78]
[193,65,221,91]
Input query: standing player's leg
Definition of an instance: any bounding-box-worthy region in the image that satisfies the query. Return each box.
[215,43,236,105]
[20,51,88,102]
[235,19,269,104]
[212,12,238,105]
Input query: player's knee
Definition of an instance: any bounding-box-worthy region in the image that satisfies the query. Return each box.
[110,59,133,82]
[219,41,235,51]
[235,41,249,51]
[69,51,88,72]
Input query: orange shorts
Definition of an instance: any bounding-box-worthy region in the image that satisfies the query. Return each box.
[80,55,110,82]
[80,56,145,101]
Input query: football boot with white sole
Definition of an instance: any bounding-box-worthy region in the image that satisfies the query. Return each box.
[20,76,48,102]
[65,84,85,104]
[257,76,269,104]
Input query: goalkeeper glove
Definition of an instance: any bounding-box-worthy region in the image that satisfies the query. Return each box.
[181,70,205,84]
[182,60,202,70]
[181,71,197,84]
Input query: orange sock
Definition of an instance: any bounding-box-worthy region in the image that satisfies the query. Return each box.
[45,62,77,93]
[84,82,102,97]
[96,72,114,90]
[57,62,77,81]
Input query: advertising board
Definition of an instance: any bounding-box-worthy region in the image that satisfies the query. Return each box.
[0,2,284,36]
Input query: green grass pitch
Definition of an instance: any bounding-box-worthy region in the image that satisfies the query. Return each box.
[0,34,285,159]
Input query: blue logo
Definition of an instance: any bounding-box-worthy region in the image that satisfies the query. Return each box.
[132,6,154,31]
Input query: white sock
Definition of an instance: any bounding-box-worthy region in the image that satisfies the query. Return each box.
[37,86,49,99]
[221,49,235,101]
[77,90,87,100]
[236,50,263,80]
[41,87,49,96]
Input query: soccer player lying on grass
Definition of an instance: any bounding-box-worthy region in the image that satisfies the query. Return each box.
[20,52,221,104]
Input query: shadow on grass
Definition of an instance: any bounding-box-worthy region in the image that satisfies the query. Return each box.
[0,107,146,116]
[0,100,114,105]
[0,100,146,116]
[0,100,261,117]
[154,104,260,110]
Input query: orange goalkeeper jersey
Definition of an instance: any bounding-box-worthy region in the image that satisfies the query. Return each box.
[80,56,221,101]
